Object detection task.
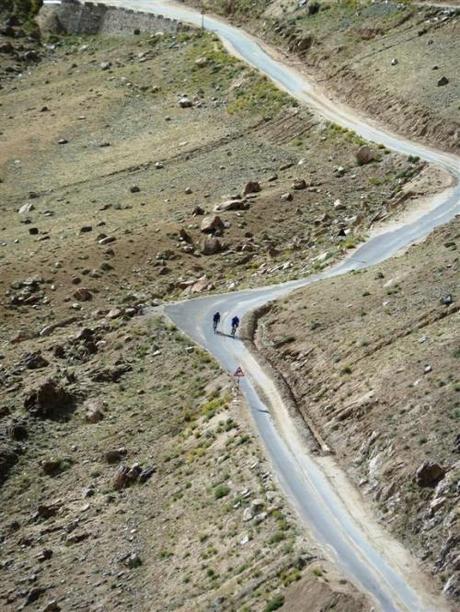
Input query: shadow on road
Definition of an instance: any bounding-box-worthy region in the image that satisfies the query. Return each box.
[214,330,248,340]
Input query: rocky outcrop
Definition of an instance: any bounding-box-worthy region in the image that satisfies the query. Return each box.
[24,378,77,420]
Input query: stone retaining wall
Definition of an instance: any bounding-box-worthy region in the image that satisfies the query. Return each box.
[38,0,189,36]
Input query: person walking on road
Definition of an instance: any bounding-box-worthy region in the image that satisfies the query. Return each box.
[213,311,221,333]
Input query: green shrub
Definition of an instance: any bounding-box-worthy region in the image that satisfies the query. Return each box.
[264,595,285,611]
[214,484,230,499]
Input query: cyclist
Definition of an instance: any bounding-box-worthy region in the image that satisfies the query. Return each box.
[231,315,240,338]
[213,311,221,333]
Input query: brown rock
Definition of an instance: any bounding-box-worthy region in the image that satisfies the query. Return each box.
[192,205,205,216]
[42,458,67,476]
[200,215,224,234]
[73,287,92,301]
[107,308,122,319]
[201,237,222,255]
[213,198,249,212]
[292,179,307,190]
[84,398,106,423]
[179,228,192,243]
[243,181,261,195]
[105,448,128,464]
[24,379,76,419]
[356,145,375,165]
[415,461,445,487]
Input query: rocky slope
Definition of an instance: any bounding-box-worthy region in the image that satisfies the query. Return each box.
[191,0,460,152]
[1,8,456,610]
[0,305,372,610]
[257,217,460,604]
[0,17,395,612]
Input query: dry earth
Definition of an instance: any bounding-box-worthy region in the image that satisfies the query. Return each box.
[0,309,371,611]
[0,13,387,612]
[0,5,457,611]
[257,217,460,604]
[0,23,436,335]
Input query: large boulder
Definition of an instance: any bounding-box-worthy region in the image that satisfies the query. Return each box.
[355,145,375,165]
[415,461,446,487]
[24,378,76,419]
[200,215,224,234]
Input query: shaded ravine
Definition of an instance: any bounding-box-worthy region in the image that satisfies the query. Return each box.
[93,0,459,609]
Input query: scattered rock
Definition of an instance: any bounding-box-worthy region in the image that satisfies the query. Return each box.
[79,225,92,233]
[292,179,307,190]
[415,461,445,487]
[91,363,131,383]
[36,548,53,562]
[391,58,398,66]
[437,76,449,87]
[41,600,61,612]
[0,445,18,484]
[100,61,111,70]
[24,379,76,419]
[21,351,49,369]
[179,96,193,108]
[334,198,346,210]
[356,145,375,165]
[73,287,92,301]
[280,192,293,201]
[200,215,224,234]
[243,181,261,195]
[213,198,249,212]
[36,501,61,520]
[192,205,205,216]
[126,553,142,568]
[179,228,192,243]
[105,448,128,464]
[129,185,140,193]
[25,587,46,605]
[57,138,68,145]
[201,237,222,255]
[19,202,35,215]
[107,308,122,319]
[42,457,69,476]
[296,33,313,51]
[98,236,116,245]
[84,398,106,423]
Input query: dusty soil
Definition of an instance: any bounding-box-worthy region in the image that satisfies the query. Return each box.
[257,217,460,604]
[0,11,455,611]
[0,309,371,611]
[193,0,460,152]
[0,22,439,339]
[0,21,382,612]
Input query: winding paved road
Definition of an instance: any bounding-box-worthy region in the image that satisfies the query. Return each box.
[97,0,460,609]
